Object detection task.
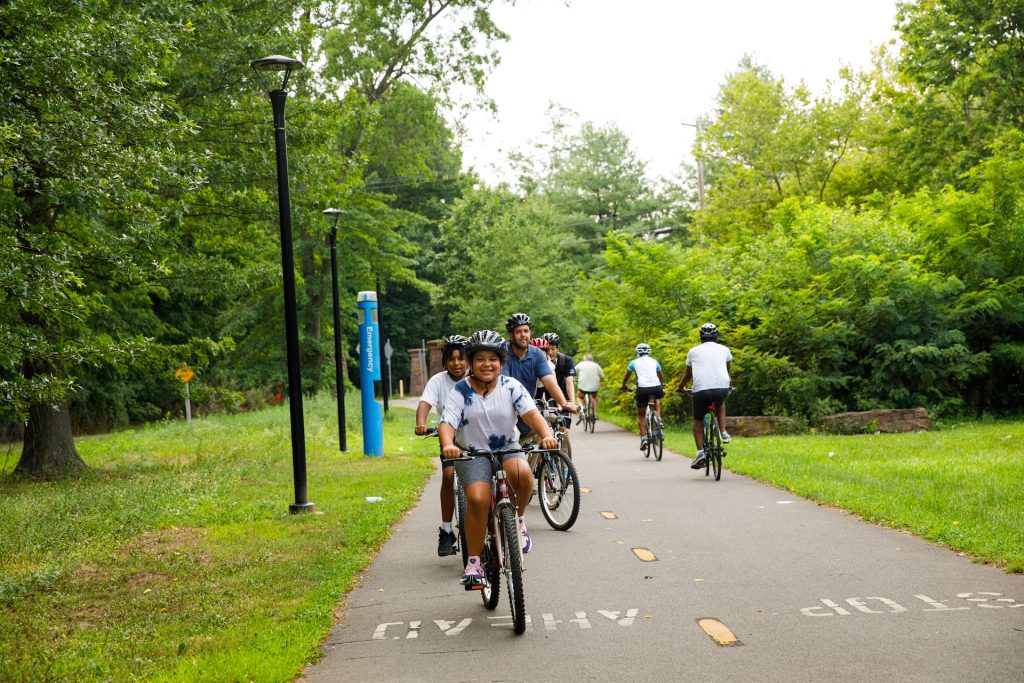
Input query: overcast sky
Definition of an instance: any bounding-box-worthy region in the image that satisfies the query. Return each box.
[457,0,900,186]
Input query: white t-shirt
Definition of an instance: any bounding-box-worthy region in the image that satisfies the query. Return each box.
[421,371,460,419]
[628,355,662,387]
[575,360,605,392]
[440,376,537,452]
[686,342,732,392]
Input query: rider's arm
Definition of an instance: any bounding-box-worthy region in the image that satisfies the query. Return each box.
[620,369,632,389]
[415,401,432,435]
[540,374,576,413]
[522,408,557,449]
[438,423,460,458]
[676,366,693,393]
[565,375,575,402]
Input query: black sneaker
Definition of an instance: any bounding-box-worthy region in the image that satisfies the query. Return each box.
[690,453,707,470]
[437,527,457,557]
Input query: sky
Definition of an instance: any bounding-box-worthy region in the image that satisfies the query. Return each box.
[457,0,900,186]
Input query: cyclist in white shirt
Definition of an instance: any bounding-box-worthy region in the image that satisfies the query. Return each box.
[676,323,733,469]
[415,335,469,557]
[619,343,665,449]
[439,330,558,588]
[574,353,605,417]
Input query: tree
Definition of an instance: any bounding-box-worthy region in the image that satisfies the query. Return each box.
[1,1,199,476]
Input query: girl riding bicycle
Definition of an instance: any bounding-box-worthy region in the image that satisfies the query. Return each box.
[439,330,558,587]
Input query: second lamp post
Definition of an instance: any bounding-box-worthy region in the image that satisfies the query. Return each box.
[323,208,347,452]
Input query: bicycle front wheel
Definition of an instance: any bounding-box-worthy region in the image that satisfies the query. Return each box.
[455,478,468,567]
[652,415,664,461]
[538,450,580,531]
[498,506,526,634]
[480,518,500,609]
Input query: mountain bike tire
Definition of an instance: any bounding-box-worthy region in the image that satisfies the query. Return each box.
[455,479,468,567]
[652,415,664,461]
[704,415,713,477]
[480,523,500,609]
[710,417,723,481]
[538,450,580,531]
[498,506,526,634]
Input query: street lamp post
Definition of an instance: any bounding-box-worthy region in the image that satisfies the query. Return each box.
[681,120,706,210]
[251,55,314,514]
[323,208,347,452]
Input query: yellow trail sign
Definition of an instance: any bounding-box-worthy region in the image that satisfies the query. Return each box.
[175,364,194,383]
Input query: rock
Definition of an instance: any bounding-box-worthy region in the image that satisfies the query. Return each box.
[725,415,801,437]
[819,407,931,434]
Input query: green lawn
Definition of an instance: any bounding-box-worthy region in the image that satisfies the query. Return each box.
[604,410,1024,573]
[0,395,437,682]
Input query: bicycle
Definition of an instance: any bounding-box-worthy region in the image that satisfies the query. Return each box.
[698,396,725,481]
[451,445,551,635]
[423,427,468,564]
[621,387,663,461]
[579,392,597,433]
[525,400,581,531]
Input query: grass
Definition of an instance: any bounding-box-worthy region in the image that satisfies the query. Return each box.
[603,408,1024,573]
[0,394,437,682]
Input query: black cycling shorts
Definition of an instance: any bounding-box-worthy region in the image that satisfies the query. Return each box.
[692,388,731,420]
[634,385,664,408]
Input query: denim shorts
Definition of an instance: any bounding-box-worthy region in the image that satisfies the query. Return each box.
[453,451,525,487]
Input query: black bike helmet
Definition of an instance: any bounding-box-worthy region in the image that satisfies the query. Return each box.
[635,343,651,356]
[465,330,507,361]
[505,312,532,332]
[699,322,719,342]
[541,332,560,347]
[441,334,469,364]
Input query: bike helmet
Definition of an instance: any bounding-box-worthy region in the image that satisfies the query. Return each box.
[465,330,507,361]
[441,334,468,364]
[541,332,560,347]
[530,337,549,349]
[699,322,719,342]
[505,312,532,332]
[635,343,651,356]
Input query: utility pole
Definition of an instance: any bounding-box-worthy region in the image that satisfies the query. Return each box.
[682,119,706,210]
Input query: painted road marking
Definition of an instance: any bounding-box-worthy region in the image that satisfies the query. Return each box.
[802,592,1021,616]
[600,511,617,519]
[632,548,657,561]
[697,618,743,646]
[370,608,637,639]
[580,487,591,493]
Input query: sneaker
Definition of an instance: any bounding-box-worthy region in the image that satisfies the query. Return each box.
[437,527,457,557]
[690,450,707,469]
[721,431,732,443]
[461,557,486,590]
[639,436,648,451]
[519,519,532,554]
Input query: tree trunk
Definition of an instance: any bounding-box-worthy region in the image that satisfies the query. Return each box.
[15,402,87,478]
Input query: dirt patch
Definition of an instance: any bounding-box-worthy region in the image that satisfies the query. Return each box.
[126,527,211,564]
[127,572,172,587]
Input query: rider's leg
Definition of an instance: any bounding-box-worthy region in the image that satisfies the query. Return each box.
[637,404,647,437]
[440,465,455,523]
[503,456,535,518]
[463,481,491,557]
[654,398,662,417]
[714,401,726,432]
[693,418,704,451]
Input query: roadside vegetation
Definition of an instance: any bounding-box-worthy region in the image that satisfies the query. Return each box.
[0,397,434,681]
[603,410,1024,573]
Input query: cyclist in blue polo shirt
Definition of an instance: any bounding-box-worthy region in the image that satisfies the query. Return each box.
[502,313,577,432]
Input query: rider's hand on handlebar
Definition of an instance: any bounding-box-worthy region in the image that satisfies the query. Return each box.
[561,402,578,415]
[539,434,558,450]
[441,444,461,459]
[415,424,428,436]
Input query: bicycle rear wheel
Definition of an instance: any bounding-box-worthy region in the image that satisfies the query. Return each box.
[703,415,712,477]
[498,506,526,634]
[538,450,580,531]
[586,397,596,433]
[651,415,663,461]
[710,418,723,481]
[480,519,500,609]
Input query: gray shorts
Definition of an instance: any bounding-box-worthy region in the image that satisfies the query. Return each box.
[453,451,526,487]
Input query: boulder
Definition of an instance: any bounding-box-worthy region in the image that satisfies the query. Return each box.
[819,407,931,434]
[725,415,801,437]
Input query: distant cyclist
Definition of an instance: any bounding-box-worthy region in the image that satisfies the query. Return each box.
[415,335,468,557]
[439,330,558,588]
[675,323,733,469]
[536,333,576,433]
[619,343,664,449]
[574,354,605,420]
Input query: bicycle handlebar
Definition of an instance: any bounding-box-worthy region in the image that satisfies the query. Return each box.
[447,445,561,462]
